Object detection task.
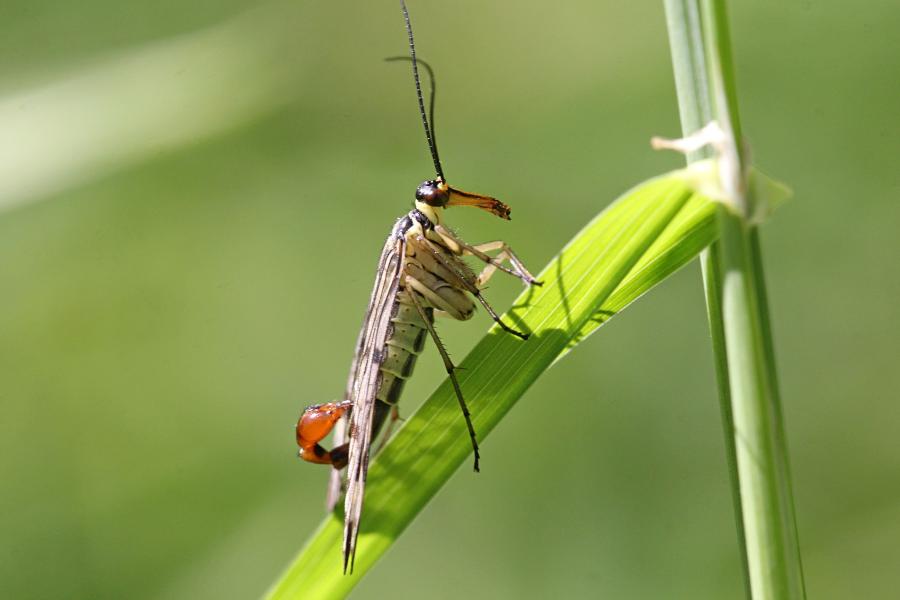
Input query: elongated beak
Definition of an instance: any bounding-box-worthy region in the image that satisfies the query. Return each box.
[446,185,511,220]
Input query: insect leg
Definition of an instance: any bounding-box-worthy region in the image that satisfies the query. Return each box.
[296,400,353,469]
[405,282,481,472]
[471,288,529,340]
[434,225,541,287]
[471,241,542,289]
[415,235,529,340]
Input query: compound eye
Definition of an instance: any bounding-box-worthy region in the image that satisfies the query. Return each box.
[415,180,449,206]
[415,180,435,202]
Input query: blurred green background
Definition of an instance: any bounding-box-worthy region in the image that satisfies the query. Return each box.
[1,1,898,598]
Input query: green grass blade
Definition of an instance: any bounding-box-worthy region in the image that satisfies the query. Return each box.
[267,170,717,599]
[559,186,717,359]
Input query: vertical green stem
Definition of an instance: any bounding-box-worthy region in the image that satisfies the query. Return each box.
[663,1,749,597]
[662,0,806,598]
[663,0,712,161]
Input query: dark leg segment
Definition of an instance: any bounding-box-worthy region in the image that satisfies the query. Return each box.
[405,281,481,472]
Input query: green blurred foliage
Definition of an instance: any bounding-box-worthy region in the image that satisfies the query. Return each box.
[0,1,897,598]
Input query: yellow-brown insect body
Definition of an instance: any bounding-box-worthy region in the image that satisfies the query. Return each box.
[353,208,480,453]
[295,0,542,573]
[296,196,540,572]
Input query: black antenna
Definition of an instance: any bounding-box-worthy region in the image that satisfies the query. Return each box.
[399,0,444,181]
[385,56,438,173]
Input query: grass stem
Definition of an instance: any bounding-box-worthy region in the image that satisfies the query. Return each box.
[662,0,806,597]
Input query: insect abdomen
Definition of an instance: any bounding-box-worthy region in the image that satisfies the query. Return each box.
[377,300,430,407]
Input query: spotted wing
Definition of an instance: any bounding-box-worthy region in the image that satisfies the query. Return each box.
[326,246,393,511]
[325,312,368,511]
[342,228,406,573]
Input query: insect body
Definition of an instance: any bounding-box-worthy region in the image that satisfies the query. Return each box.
[295,0,540,573]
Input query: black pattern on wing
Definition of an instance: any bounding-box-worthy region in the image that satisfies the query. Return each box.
[326,289,372,512]
[342,224,407,573]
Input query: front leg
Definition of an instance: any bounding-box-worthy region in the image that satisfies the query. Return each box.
[433,225,541,288]
[412,234,529,340]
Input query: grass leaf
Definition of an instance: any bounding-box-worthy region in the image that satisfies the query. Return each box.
[267,169,718,599]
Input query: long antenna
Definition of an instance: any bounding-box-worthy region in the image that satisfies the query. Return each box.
[399,0,444,181]
[385,56,438,173]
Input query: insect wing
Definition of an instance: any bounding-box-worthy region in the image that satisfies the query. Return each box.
[325,295,371,512]
[342,228,406,573]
